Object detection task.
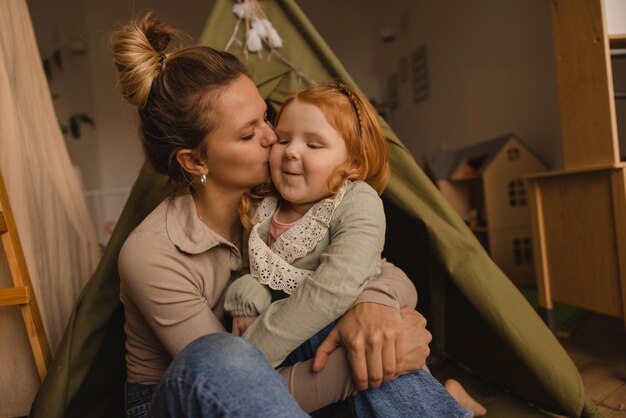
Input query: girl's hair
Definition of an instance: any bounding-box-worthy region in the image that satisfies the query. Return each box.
[109,12,248,193]
[276,81,389,195]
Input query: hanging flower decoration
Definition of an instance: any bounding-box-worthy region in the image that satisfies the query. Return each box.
[228,0,283,58]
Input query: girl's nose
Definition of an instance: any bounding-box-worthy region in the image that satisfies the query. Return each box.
[284,144,300,160]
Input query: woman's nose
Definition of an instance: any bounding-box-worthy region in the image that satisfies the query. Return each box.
[260,123,277,147]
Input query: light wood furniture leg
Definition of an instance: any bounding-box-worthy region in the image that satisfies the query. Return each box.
[610,169,626,328]
[528,179,556,333]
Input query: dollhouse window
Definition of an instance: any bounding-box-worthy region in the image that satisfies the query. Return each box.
[508,180,527,207]
[508,147,520,161]
[513,238,532,265]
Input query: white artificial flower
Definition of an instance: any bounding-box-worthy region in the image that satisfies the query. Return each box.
[267,27,283,48]
[232,2,246,18]
[233,1,256,19]
[251,17,268,40]
[246,28,263,52]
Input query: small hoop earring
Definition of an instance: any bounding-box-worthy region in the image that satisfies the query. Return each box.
[200,173,207,186]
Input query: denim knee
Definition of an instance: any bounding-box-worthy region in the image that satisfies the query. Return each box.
[150,333,307,418]
[168,333,266,380]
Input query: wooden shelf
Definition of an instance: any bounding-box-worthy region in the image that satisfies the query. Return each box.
[609,33,626,49]
[525,162,626,180]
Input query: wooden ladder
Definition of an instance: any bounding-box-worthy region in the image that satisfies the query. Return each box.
[0,169,51,381]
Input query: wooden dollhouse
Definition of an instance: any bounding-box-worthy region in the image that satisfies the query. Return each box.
[424,134,547,286]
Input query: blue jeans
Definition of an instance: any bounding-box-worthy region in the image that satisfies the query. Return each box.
[125,333,308,417]
[283,323,472,418]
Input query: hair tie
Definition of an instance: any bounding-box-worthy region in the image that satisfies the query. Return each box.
[158,52,167,65]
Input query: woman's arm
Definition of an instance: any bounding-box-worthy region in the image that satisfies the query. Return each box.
[242,182,386,366]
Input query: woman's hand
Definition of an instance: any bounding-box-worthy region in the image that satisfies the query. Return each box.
[396,306,431,375]
[312,303,431,391]
[232,316,258,336]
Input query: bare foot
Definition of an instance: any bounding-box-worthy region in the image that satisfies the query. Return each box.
[445,378,487,417]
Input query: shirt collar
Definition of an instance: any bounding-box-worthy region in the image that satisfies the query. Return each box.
[166,194,230,254]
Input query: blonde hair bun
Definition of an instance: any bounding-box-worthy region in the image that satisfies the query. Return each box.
[110,12,183,107]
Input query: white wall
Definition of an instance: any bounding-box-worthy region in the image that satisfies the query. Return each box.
[606,0,626,35]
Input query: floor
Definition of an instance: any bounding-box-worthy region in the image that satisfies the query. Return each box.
[558,313,626,417]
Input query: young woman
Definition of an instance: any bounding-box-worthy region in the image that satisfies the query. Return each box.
[225,81,485,417]
[112,12,432,418]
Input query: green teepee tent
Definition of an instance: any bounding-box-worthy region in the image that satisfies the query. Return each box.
[31,1,601,417]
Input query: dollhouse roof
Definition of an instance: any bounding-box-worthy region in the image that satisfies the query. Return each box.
[424,133,520,180]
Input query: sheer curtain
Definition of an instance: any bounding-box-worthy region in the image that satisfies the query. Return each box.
[0,0,100,415]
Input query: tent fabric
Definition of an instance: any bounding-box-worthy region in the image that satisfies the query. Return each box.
[32,0,599,417]
[0,0,100,416]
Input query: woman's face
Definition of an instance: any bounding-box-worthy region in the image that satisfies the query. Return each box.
[203,75,276,191]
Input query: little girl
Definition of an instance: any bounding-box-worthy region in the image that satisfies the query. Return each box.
[225,81,486,417]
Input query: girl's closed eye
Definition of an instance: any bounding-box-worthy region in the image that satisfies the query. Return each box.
[277,138,290,145]
[307,142,323,149]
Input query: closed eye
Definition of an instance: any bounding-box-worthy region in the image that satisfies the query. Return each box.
[241,132,255,141]
[277,138,289,145]
[307,143,323,149]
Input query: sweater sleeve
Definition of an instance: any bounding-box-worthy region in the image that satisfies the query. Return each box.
[243,182,386,366]
[223,273,272,316]
[352,260,418,309]
[278,347,355,413]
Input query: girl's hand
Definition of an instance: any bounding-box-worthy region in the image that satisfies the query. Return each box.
[312,303,431,391]
[232,316,258,336]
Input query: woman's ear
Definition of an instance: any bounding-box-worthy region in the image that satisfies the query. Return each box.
[176,149,208,177]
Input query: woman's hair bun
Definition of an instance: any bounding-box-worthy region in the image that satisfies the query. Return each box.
[110,12,182,107]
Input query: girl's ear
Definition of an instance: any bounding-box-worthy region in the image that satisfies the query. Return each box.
[176,149,208,177]
[348,158,362,175]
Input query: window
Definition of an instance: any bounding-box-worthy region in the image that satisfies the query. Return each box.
[513,238,532,265]
[508,147,520,161]
[508,179,527,207]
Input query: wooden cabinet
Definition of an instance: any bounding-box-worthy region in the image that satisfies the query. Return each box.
[528,0,626,328]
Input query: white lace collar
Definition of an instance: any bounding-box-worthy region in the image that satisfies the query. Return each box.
[248,181,350,294]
